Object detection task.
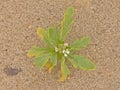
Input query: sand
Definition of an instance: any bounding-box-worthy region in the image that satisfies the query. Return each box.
[0,0,120,90]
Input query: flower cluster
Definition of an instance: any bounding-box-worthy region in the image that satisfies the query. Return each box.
[62,49,70,57]
[54,43,70,57]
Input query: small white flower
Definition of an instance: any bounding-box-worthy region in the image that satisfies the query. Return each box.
[55,47,58,52]
[62,50,65,53]
[64,43,68,47]
[65,49,70,54]
[64,53,68,57]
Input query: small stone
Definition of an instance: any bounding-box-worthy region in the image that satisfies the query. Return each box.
[4,66,22,76]
[64,43,68,47]
[28,25,32,29]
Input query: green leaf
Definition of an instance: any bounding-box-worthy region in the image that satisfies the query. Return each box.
[59,57,70,81]
[45,61,53,73]
[37,28,53,47]
[27,46,48,57]
[50,53,57,66]
[45,53,58,73]
[33,54,51,69]
[71,55,96,70]
[48,26,60,44]
[70,36,91,51]
[37,28,47,40]
[60,7,74,41]
[68,58,78,68]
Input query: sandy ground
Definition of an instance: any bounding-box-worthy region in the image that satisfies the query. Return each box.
[0,0,120,90]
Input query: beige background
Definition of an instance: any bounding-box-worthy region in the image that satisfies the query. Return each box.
[0,0,120,90]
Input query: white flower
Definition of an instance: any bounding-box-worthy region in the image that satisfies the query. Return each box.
[62,49,70,57]
[62,50,65,53]
[64,53,68,57]
[66,49,70,54]
[55,47,58,52]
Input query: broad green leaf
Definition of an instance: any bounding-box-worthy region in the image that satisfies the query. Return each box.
[71,55,96,70]
[45,53,57,73]
[68,58,78,68]
[45,61,53,73]
[37,28,48,43]
[33,54,51,69]
[27,46,47,58]
[37,28,46,40]
[70,36,91,51]
[48,26,60,44]
[45,61,53,68]
[50,53,57,66]
[37,28,53,47]
[60,7,74,41]
[59,58,70,81]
